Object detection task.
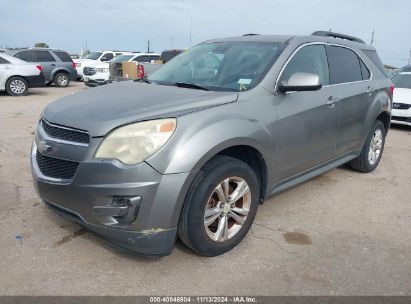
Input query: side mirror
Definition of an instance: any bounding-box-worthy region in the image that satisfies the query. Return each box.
[278,72,322,93]
[101,56,108,62]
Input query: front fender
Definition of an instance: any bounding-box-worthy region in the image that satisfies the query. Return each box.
[145,105,275,176]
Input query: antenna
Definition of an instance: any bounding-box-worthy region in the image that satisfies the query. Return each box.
[147,40,150,53]
[370,30,375,46]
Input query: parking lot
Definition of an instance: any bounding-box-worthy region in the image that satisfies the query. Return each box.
[0,82,410,295]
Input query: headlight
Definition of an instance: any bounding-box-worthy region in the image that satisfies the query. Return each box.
[95,118,176,165]
[96,68,108,73]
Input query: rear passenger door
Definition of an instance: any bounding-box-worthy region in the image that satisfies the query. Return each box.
[325,45,373,155]
[33,50,57,82]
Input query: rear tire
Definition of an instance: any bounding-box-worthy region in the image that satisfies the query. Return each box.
[178,156,260,256]
[6,77,28,96]
[349,120,386,173]
[53,72,70,87]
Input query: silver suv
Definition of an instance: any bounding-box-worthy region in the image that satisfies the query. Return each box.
[6,48,77,87]
[31,32,392,257]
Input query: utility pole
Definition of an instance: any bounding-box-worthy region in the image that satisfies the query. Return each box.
[189,16,192,48]
[147,40,150,53]
[408,49,411,65]
[370,30,375,46]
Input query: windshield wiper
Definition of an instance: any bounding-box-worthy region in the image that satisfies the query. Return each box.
[133,76,151,84]
[174,82,209,91]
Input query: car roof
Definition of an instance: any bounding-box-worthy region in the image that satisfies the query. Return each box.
[6,48,67,54]
[205,33,375,51]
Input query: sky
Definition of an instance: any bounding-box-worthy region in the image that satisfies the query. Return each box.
[1,0,410,67]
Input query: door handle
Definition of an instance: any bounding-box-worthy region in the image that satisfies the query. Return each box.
[326,96,339,107]
[366,86,374,95]
[4,66,12,70]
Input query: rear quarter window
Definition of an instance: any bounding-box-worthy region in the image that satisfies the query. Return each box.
[0,56,10,64]
[54,51,72,62]
[363,50,387,77]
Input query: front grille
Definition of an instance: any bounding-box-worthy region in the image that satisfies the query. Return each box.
[393,103,411,110]
[41,119,90,144]
[36,151,79,180]
[83,67,96,76]
[392,116,411,122]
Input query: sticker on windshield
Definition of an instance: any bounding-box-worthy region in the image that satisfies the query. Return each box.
[237,78,252,85]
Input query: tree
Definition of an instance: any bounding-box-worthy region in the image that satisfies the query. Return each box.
[34,42,49,48]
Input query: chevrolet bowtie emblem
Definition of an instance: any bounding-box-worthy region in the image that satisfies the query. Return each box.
[38,139,52,153]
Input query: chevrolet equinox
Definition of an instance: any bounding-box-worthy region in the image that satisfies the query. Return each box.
[31,31,392,256]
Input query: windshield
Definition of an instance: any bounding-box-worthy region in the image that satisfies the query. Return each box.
[112,55,134,63]
[86,52,103,60]
[148,41,284,92]
[392,74,411,89]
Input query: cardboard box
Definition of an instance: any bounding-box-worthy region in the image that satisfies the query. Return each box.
[122,61,138,79]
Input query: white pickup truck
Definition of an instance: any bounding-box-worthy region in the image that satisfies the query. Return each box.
[108,53,161,82]
[75,51,124,80]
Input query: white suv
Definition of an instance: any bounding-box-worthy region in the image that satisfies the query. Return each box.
[0,53,45,96]
[75,51,124,80]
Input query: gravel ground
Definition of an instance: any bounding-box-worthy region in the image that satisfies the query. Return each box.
[0,82,410,296]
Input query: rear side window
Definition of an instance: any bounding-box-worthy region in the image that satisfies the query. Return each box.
[34,51,56,62]
[280,44,330,86]
[14,51,35,62]
[0,56,10,64]
[391,74,411,89]
[363,50,387,76]
[326,46,362,84]
[54,51,72,62]
[359,59,371,80]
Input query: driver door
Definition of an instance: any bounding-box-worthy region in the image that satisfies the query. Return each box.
[275,44,340,180]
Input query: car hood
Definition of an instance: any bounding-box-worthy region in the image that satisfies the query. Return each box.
[43,81,238,136]
[393,88,411,104]
[84,61,109,69]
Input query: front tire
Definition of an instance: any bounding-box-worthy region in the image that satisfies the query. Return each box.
[6,77,28,96]
[349,120,386,173]
[178,156,260,256]
[53,72,70,87]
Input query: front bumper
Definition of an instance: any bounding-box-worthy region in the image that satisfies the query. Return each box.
[84,78,108,87]
[31,125,192,256]
[392,107,411,126]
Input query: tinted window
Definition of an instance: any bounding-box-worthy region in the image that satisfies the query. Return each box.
[280,45,330,86]
[14,51,35,62]
[133,55,151,63]
[363,50,387,76]
[400,66,411,73]
[150,55,160,62]
[360,59,371,80]
[326,46,362,84]
[0,56,10,64]
[112,55,134,63]
[102,53,113,61]
[54,51,72,62]
[391,74,411,89]
[86,52,102,60]
[160,50,184,63]
[34,50,56,62]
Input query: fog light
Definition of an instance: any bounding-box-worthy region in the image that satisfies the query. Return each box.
[93,196,141,224]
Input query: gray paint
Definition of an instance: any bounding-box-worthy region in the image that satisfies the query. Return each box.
[32,34,392,255]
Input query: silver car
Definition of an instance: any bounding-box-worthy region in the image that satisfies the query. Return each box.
[31,32,392,256]
[6,48,77,87]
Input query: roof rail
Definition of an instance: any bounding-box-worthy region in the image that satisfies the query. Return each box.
[242,33,259,36]
[311,31,365,44]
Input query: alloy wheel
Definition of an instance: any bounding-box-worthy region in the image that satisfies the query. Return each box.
[204,176,251,242]
[368,129,383,165]
[57,75,68,86]
[10,80,26,95]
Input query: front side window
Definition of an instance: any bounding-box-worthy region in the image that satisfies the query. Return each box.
[86,52,102,60]
[148,41,284,92]
[326,46,362,84]
[0,56,10,64]
[34,50,56,62]
[391,74,411,89]
[279,44,330,86]
[14,51,35,62]
[133,55,151,63]
[101,53,113,61]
